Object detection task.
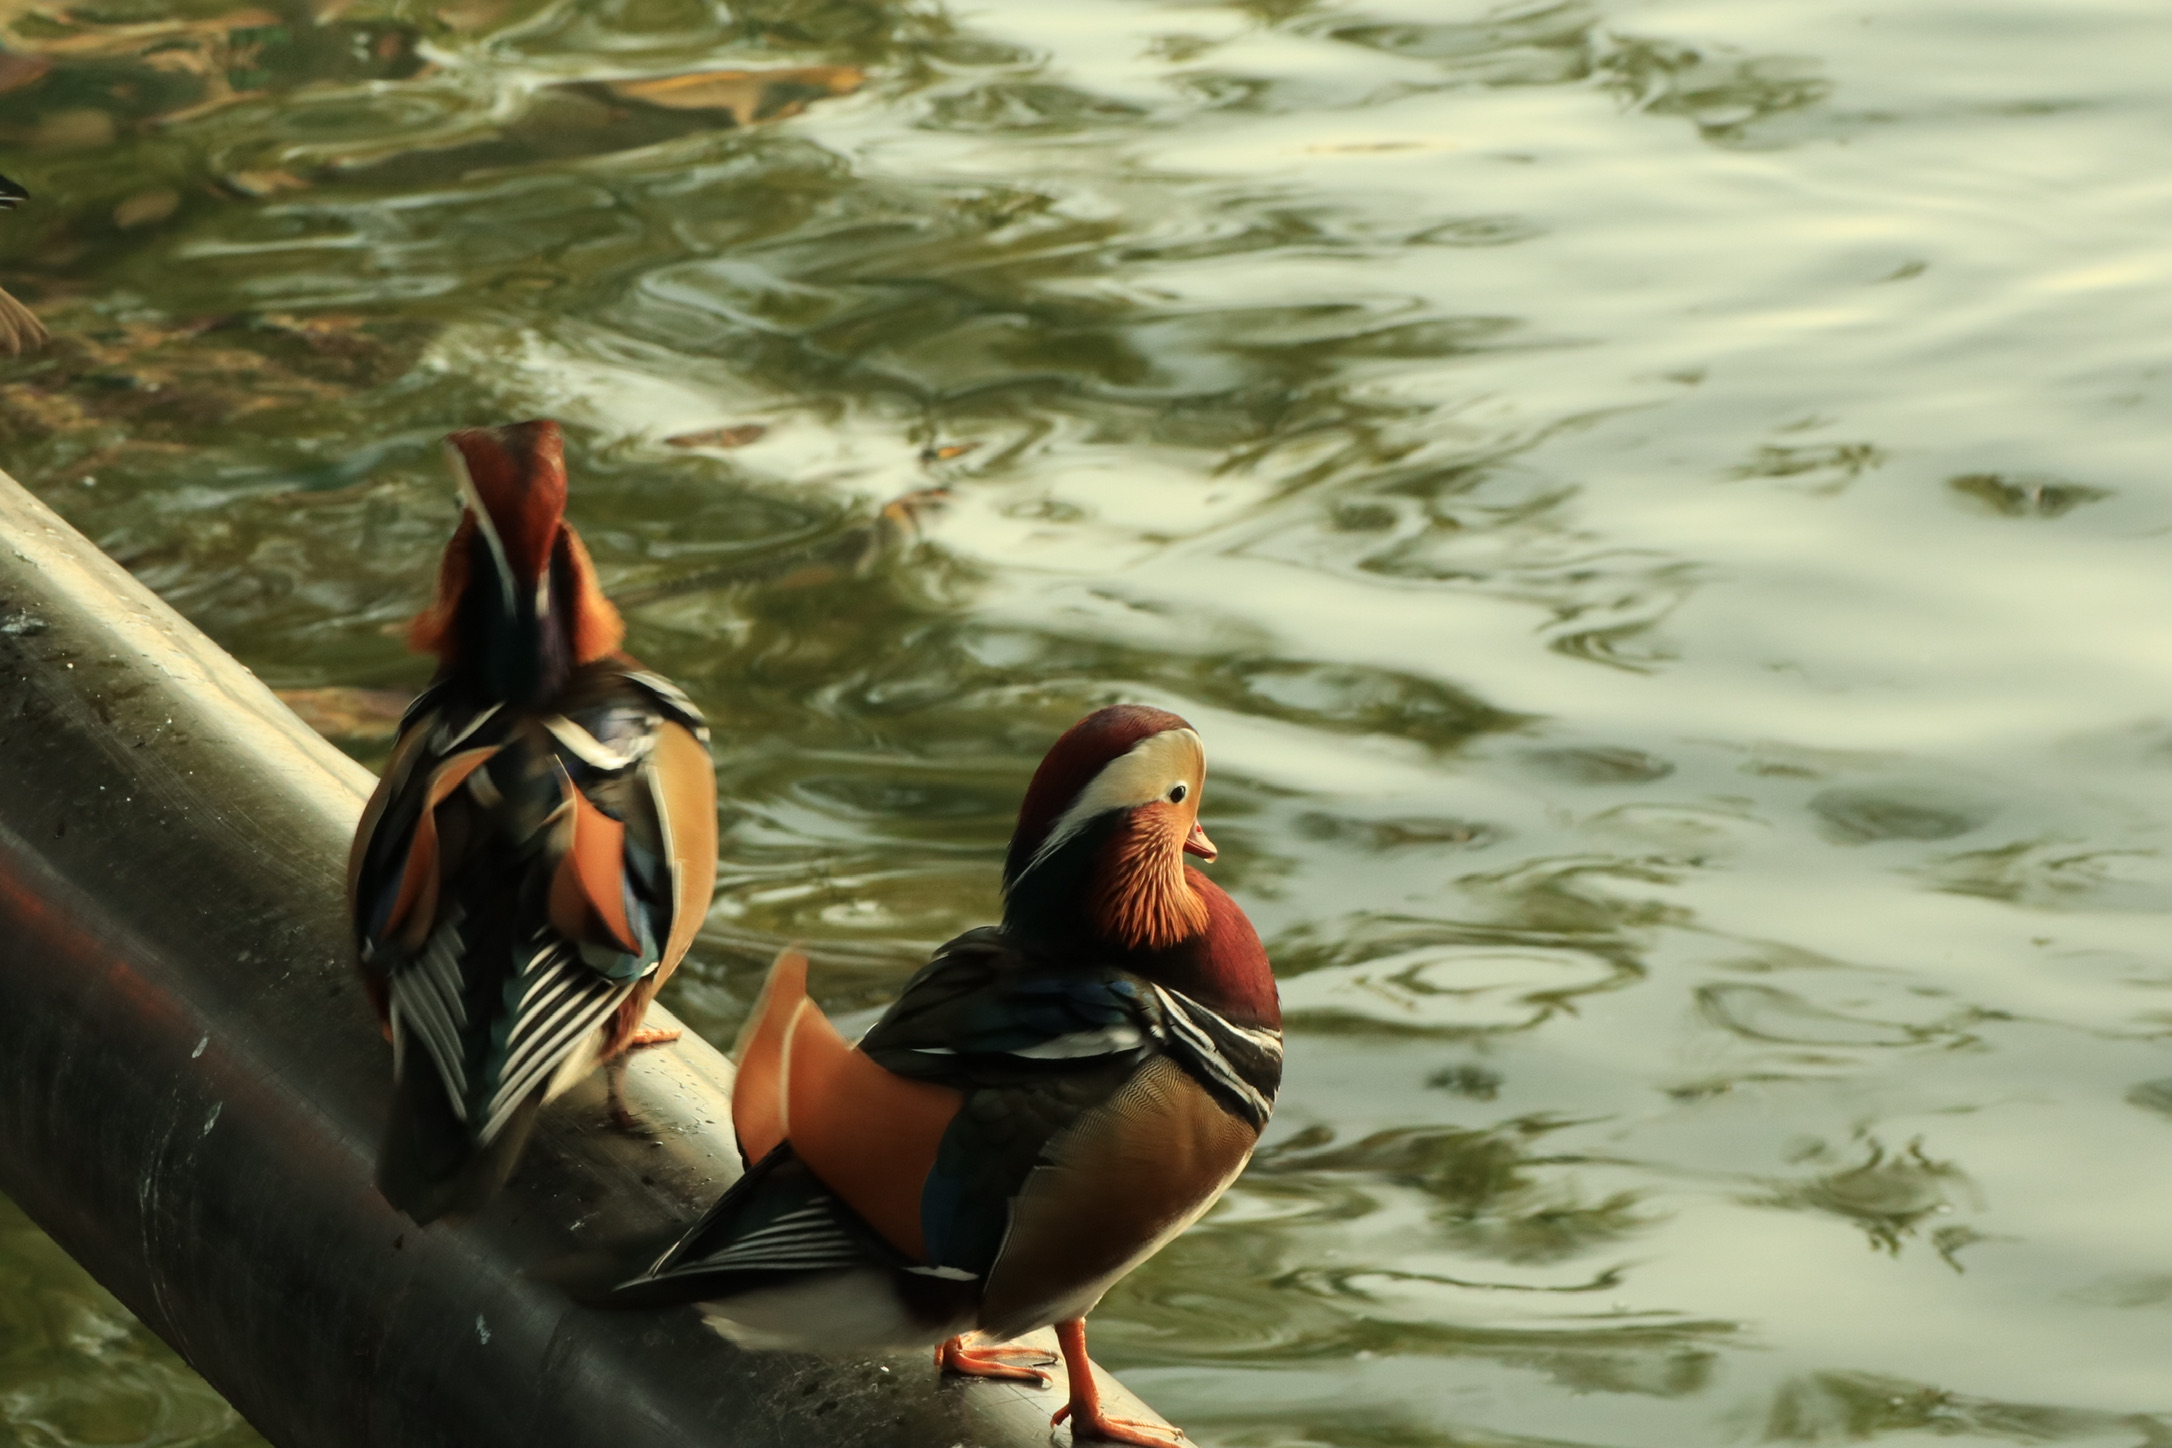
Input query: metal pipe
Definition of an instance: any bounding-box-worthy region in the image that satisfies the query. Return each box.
[0,467,1172,1446]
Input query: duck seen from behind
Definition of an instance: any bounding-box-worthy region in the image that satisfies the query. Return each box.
[349,420,717,1223]
[612,705,1280,1446]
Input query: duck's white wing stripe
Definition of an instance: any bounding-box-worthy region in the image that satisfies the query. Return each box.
[543,713,645,771]
[622,670,709,737]
[1009,1022,1146,1059]
[479,943,633,1142]
[388,911,472,1121]
[680,1204,864,1275]
[430,700,502,753]
[1149,984,1281,1128]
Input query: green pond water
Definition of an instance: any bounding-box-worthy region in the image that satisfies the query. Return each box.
[7,0,2172,1443]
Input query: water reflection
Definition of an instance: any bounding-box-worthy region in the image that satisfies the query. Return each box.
[9,0,2172,1444]
[1751,1371,2129,1446]
[0,1196,257,1447]
[1259,1119,1646,1262]
[1749,1136,1973,1258]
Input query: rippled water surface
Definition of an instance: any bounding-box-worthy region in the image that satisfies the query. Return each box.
[8,0,2172,1443]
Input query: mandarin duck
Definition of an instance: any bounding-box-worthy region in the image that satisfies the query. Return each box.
[611,705,1280,1445]
[0,172,48,356]
[349,420,718,1223]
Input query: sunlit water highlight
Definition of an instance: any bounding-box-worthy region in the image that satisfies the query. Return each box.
[5,0,2172,1443]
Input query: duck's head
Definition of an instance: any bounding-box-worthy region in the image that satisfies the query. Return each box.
[1002,704,1219,951]
[408,420,624,701]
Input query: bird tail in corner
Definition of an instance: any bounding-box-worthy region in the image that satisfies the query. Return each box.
[375,1058,543,1225]
[0,286,46,357]
[374,888,539,1225]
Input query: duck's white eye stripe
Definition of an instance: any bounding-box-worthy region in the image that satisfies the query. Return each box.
[1025,727,1205,875]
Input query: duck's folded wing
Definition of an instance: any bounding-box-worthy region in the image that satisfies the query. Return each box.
[546,669,716,971]
[887,958,1282,1334]
[351,684,701,1141]
[848,931,1166,1277]
[471,695,704,1138]
[858,928,1154,1079]
[349,690,497,970]
[727,949,965,1262]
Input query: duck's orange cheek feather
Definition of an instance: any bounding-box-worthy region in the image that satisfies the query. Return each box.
[1092,803,1209,950]
[406,515,477,660]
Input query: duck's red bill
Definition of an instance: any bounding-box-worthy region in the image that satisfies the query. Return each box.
[1184,822,1218,861]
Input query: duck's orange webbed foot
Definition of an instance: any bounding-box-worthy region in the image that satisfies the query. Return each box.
[1051,1404,1187,1447]
[1051,1319,1187,1445]
[936,1334,1057,1385]
[625,1025,682,1049]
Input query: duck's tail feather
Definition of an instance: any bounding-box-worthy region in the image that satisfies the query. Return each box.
[600,1146,975,1352]
[375,1063,542,1225]
[603,1145,888,1306]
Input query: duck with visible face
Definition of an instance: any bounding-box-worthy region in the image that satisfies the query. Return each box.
[0,173,48,356]
[348,420,718,1224]
[610,705,1280,1446]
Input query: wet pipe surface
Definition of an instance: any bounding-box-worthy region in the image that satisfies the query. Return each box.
[8,0,2172,1445]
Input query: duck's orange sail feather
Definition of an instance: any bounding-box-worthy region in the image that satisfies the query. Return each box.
[730,949,806,1165]
[651,723,719,967]
[729,948,963,1262]
[783,1004,961,1262]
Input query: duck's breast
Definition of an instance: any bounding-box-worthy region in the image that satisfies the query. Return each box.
[977,1054,1258,1338]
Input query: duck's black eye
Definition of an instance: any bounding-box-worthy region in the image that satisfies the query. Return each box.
[1168,783,1188,803]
